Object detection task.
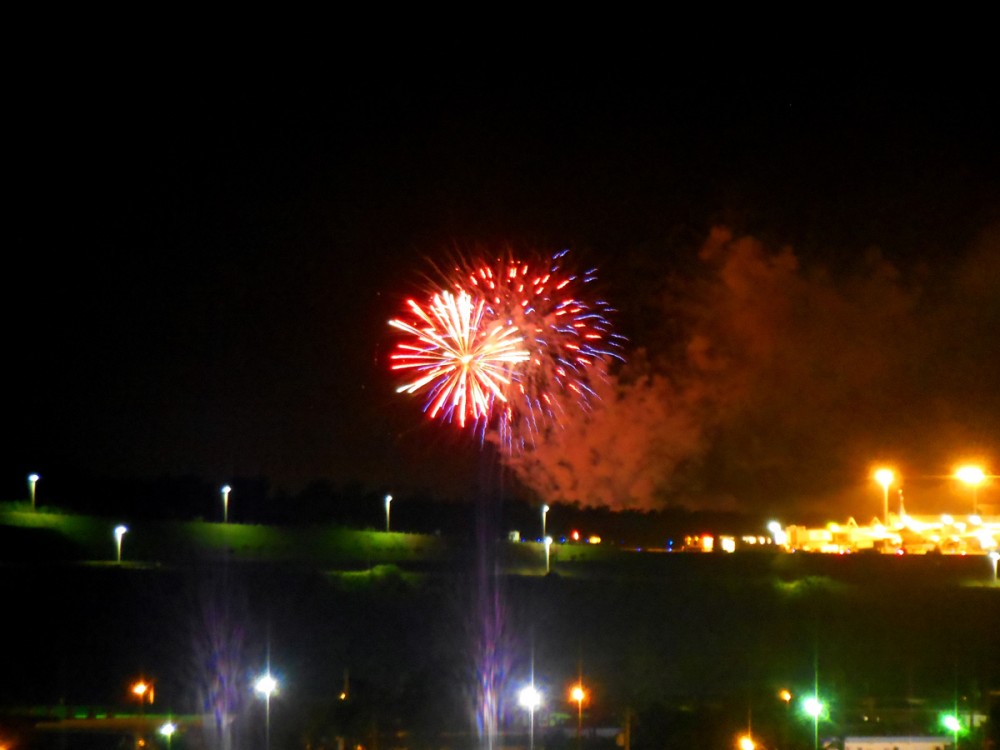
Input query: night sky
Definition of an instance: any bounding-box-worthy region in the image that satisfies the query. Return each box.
[7,61,999,519]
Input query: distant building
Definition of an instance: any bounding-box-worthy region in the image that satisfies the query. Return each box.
[843,736,951,750]
[781,513,999,555]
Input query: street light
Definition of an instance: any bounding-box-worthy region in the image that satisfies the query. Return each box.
[541,504,549,540]
[779,689,792,749]
[385,494,392,532]
[942,714,961,750]
[738,735,756,750]
[255,672,278,750]
[955,466,986,515]
[544,536,553,574]
[159,720,176,750]
[874,468,894,527]
[989,551,999,585]
[519,684,542,750]
[570,684,586,748]
[28,473,39,511]
[114,525,128,563]
[803,696,823,750]
[131,679,153,720]
[131,679,154,706]
[221,484,231,523]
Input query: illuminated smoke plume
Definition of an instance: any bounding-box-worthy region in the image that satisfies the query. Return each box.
[501,361,705,510]
[501,224,1000,516]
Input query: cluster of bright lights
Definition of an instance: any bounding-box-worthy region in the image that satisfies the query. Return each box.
[388,249,624,443]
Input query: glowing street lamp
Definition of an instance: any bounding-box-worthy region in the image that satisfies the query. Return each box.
[738,735,756,750]
[131,679,154,705]
[255,672,278,750]
[776,689,792,749]
[28,473,39,511]
[519,684,542,750]
[803,696,823,750]
[541,504,549,540]
[942,714,961,750]
[221,484,231,523]
[385,494,392,532]
[570,684,586,748]
[955,466,986,515]
[114,525,128,563]
[544,536,553,574]
[874,468,894,526]
[159,720,177,749]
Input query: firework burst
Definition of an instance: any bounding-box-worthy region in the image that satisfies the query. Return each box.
[388,248,625,446]
[458,249,625,446]
[388,289,530,428]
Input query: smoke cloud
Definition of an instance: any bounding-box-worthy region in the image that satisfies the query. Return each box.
[503,225,1000,517]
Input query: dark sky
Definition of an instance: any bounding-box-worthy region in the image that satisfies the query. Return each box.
[6,61,999,516]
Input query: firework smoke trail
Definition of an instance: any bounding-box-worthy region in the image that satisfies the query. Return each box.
[389,289,530,428]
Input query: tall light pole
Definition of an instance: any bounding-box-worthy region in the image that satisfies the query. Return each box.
[159,721,176,750]
[132,679,154,707]
[955,466,985,516]
[874,468,894,527]
[221,484,231,523]
[943,714,961,750]
[255,672,278,750]
[989,551,999,585]
[541,504,549,540]
[779,690,792,749]
[114,525,128,564]
[544,536,553,574]
[570,684,586,749]
[28,473,39,511]
[132,679,154,719]
[803,696,823,750]
[385,494,392,532]
[519,684,541,750]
